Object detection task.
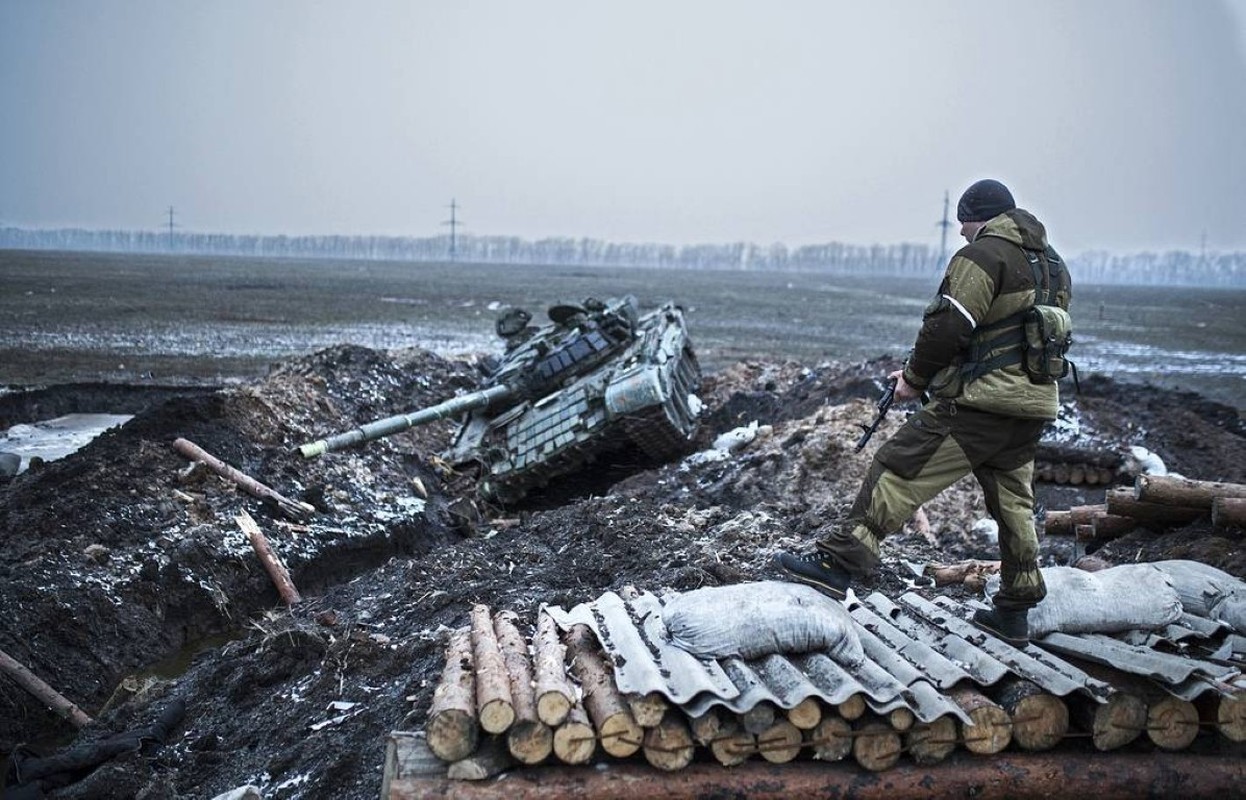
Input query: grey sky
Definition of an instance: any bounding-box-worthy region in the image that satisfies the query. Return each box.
[2,1,1244,254]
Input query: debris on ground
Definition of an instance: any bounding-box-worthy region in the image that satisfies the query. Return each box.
[0,345,1243,798]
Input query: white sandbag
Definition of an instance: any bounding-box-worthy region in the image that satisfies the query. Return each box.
[662,580,863,666]
[986,564,1182,637]
[1150,559,1246,633]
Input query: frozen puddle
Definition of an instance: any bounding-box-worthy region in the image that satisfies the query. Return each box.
[0,413,132,474]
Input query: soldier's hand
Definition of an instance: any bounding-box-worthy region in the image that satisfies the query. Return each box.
[888,370,921,403]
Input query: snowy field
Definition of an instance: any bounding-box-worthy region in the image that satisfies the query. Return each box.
[1,248,1243,410]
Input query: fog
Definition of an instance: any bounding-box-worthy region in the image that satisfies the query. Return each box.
[2,1,1244,253]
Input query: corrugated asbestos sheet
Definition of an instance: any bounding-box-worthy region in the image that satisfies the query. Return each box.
[546,585,1245,720]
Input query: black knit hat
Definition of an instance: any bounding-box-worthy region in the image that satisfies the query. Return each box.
[956,179,1016,223]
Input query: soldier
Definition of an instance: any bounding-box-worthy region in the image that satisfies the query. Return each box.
[775,179,1072,646]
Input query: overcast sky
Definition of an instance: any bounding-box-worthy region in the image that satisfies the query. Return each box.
[2,1,1244,254]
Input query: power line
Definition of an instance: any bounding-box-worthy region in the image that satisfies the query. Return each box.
[166,206,177,252]
[442,199,463,261]
[935,190,953,270]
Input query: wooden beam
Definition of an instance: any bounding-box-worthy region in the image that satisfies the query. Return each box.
[385,753,1246,799]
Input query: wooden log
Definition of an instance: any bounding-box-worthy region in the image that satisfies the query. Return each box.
[836,693,866,721]
[552,701,596,765]
[533,613,573,727]
[1215,692,1246,742]
[469,605,514,735]
[852,719,901,772]
[0,647,93,729]
[785,697,822,730]
[1090,513,1138,540]
[925,560,1000,587]
[1071,691,1147,751]
[235,511,302,606]
[1035,462,1053,482]
[1097,467,1118,485]
[1147,695,1199,751]
[1068,464,1086,485]
[1045,504,1107,536]
[564,624,641,758]
[172,437,314,522]
[992,678,1068,751]
[386,752,1246,799]
[1036,443,1123,469]
[688,708,725,746]
[426,628,479,762]
[1213,496,1246,530]
[1074,523,1095,543]
[627,692,669,728]
[1105,487,1205,525]
[494,610,552,764]
[1136,474,1246,509]
[1051,463,1071,484]
[710,728,755,766]
[949,685,1011,755]
[886,706,915,733]
[642,714,695,771]
[756,718,802,764]
[447,735,513,781]
[905,716,957,765]
[741,701,776,735]
[809,715,851,762]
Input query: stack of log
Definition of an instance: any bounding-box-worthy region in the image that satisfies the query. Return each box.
[1046,475,1246,548]
[422,605,1246,780]
[1034,443,1123,486]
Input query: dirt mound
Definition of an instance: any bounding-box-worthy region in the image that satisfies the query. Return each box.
[1,347,1242,798]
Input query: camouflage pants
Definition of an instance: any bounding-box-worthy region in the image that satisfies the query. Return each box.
[817,401,1048,610]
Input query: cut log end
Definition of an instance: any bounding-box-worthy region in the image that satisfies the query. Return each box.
[1010,694,1069,751]
[427,710,479,763]
[479,699,516,735]
[600,713,643,758]
[810,716,852,762]
[710,730,755,766]
[786,697,822,730]
[1148,697,1199,751]
[905,716,957,765]
[537,692,572,728]
[642,717,695,771]
[852,721,901,772]
[506,720,553,765]
[553,719,596,765]
[756,719,802,764]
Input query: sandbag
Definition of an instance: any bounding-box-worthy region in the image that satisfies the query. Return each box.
[986,564,1182,637]
[1151,559,1246,633]
[662,581,863,666]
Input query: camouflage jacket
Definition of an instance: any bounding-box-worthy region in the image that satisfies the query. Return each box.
[902,209,1072,420]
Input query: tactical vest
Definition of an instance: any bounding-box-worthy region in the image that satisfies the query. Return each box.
[961,248,1075,386]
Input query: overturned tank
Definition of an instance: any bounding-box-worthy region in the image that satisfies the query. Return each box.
[299,295,702,503]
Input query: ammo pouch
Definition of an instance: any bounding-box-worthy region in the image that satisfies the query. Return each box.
[961,248,1076,387]
[1021,304,1073,383]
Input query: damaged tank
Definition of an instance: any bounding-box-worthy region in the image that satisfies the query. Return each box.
[298,295,702,503]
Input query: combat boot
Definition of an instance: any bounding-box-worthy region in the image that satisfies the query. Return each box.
[972,606,1030,646]
[774,551,851,599]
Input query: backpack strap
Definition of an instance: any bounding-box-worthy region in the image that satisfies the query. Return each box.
[959,248,1064,384]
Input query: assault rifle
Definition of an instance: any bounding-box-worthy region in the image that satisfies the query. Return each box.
[854,377,897,453]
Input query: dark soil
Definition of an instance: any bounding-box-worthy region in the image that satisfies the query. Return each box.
[0,347,1242,799]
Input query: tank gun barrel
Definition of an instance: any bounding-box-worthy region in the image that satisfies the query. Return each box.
[298,384,513,459]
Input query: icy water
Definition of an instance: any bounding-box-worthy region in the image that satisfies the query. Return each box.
[1,248,1243,410]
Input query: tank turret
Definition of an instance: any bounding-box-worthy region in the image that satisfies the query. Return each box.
[298,295,702,503]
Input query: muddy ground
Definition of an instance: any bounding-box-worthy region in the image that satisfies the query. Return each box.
[0,346,1243,799]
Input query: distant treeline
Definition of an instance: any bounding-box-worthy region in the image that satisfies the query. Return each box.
[2,226,1242,287]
